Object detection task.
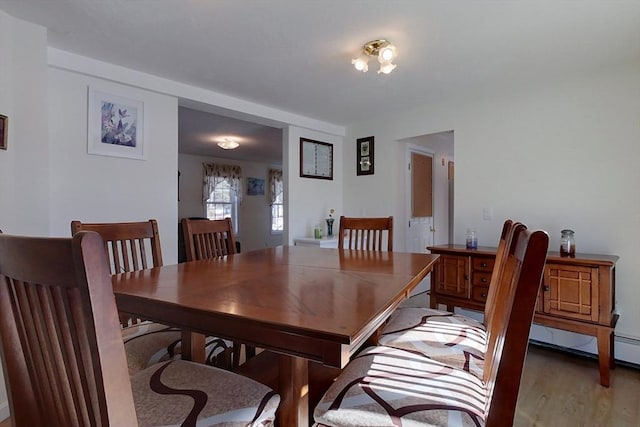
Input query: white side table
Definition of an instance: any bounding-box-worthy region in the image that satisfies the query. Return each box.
[293,236,339,248]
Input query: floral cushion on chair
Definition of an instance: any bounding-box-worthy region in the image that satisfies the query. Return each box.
[378,307,487,379]
[313,346,486,427]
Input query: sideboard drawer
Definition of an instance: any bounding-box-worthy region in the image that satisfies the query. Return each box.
[472,271,492,286]
[472,285,490,303]
[472,257,494,272]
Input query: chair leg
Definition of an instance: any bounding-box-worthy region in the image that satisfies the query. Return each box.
[214,347,234,371]
[245,345,256,360]
[232,340,242,369]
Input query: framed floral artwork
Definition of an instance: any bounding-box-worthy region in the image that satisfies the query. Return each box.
[356,136,374,175]
[87,87,145,160]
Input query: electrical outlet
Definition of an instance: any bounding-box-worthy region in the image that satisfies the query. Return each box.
[482,207,493,220]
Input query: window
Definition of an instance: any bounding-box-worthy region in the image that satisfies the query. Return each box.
[269,169,283,233]
[271,190,283,233]
[205,177,238,233]
[203,163,242,234]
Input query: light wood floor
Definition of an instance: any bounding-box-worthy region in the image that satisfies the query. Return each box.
[515,345,640,427]
[0,344,639,427]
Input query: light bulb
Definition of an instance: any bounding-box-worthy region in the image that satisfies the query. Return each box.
[352,57,369,72]
[379,45,395,61]
[377,62,397,74]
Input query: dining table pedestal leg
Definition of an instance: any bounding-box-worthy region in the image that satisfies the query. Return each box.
[278,354,309,427]
[181,331,206,364]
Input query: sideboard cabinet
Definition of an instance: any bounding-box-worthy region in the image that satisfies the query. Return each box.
[428,244,618,387]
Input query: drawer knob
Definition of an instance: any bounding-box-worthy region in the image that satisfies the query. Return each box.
[481,262,488,268]
[481,278,487,283]
[481,292,487,298]
[543,285,550,292]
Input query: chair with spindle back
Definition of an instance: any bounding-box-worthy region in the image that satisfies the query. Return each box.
[181,217,255,368]
[313,226,549,426]
[71,219,232,372]
[338,216,393,251]
[378,219,519,378]
[70,220,164,327]
[182,217,237,260]
[0,231,280,427]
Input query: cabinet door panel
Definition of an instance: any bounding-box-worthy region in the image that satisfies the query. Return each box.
[543,264,599,322]
[436,255,469,297]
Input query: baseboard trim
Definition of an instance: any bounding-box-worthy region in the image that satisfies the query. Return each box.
[529,339,639,370]
[528,332,640,369]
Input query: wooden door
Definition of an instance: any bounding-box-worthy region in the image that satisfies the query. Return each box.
[411,152,433,217]
[407,151,434,254]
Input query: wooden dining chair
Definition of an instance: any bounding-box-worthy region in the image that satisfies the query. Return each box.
[70,220,164,326]
[338,215,393,251]
[0,231,280,427]
[182,217,237,260]
[71,219,232,373]
[181,217,255,368]
[378,219,519,378]
[313,227,549,427]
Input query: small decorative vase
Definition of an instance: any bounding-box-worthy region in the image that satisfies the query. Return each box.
[326,218,335,237]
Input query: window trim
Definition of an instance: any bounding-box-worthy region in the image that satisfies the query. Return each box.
[205,177,239,234]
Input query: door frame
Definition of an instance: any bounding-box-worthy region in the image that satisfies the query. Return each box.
[405,144,435,252]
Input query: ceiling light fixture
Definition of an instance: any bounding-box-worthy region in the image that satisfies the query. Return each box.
[352,39,397,74]
[217,138,239,150]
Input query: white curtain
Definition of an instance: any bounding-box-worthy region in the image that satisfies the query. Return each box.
[203,163,243,203]
[268,169,283,204]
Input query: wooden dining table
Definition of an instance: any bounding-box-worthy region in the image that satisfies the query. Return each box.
[112,245,439,426]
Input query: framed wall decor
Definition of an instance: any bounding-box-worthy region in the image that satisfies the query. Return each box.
[300,137,333,180]
[356,136,374,176]
[0,114,7,150]
[87,87,146,160]
[247,177,265,195]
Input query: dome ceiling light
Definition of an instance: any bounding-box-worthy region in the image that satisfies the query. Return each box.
[217,138,239,150]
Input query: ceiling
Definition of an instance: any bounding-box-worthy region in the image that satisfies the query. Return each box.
[1,1,639,160]
[178,107,282,164]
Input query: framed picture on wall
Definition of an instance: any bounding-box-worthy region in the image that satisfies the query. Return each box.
[300,138,333,180]
[87,87,146,160]
[356,136,374,176]
[0,115,7,150]
[247,177,265,195]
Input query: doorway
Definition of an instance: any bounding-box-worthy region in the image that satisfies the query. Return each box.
[402,131,454,297]
[403,130,454,252]
[406,149,435,254]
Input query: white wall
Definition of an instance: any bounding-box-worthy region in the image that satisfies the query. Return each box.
[0,11,49,421]
[47,68,179,262]
[344,61,640,362]
[0,12,49,236]
[178,153,283,252]
[284,126,343,244]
